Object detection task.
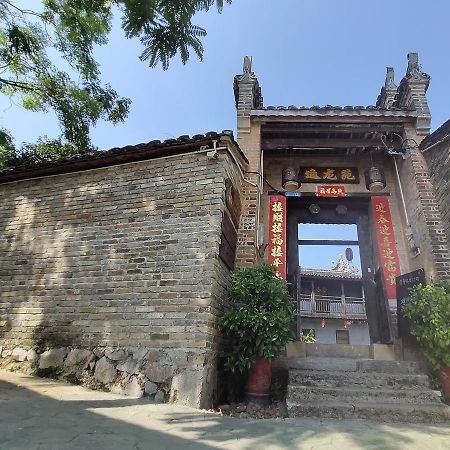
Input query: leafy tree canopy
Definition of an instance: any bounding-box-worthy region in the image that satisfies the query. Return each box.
[0,0,231,168]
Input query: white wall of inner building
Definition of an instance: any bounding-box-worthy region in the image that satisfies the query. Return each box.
[300,318,370,345]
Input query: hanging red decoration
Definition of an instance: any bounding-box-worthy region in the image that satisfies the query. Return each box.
[321,319,325,328]
[345,247,353,262]
[343,319,348,329]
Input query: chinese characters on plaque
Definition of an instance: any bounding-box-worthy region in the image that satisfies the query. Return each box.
[371,197,401,300]
[300,167,359,184]
[268,195,287,280]
[316,185,346,197]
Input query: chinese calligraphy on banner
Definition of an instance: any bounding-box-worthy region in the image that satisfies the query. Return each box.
[268,195,287,280]
[299,167,359,184]
[371,196,401,300]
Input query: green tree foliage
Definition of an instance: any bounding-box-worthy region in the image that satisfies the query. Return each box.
[0,128,15,167]
[0,0,231,168]
[404,282,450,371]
[219,263,295,373]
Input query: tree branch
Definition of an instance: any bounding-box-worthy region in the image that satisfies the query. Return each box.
[0,76,40,91]
[2,0,43,19]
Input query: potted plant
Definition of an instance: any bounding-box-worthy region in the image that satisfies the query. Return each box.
[403,281,450,401]
[219,263,295,403]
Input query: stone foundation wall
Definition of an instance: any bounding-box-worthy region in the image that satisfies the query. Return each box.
[0,149,241,407]
[0,345,199,402]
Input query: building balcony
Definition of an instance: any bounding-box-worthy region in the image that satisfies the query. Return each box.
[298,294,367,320]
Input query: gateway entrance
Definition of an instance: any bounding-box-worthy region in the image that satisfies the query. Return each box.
[287,197,386,345]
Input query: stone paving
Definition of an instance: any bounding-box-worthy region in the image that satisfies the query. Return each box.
[1,370,449,450]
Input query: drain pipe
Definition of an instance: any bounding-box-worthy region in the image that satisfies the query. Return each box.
[393,155,421,255]
[392,156,410,227]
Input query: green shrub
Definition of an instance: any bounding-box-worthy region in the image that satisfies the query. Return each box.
[403,281,450,371]
[300,330,316,343]
[219,263,295,373]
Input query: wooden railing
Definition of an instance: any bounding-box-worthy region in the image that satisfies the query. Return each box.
[299,294,366,318]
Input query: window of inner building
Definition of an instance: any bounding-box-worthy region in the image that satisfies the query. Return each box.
[336,329,350,344]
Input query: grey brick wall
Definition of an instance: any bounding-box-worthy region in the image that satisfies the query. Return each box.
[0,149,241,407]
[424,143,450,261]
[397,136,450,281]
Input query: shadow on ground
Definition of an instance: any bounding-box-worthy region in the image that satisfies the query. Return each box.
[0,371,449,450]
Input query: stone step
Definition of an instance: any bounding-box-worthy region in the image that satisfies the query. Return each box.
[286,342,372,359]
[277,358,429,374]
[275,357,358,372]
[287,400,450,424]
[287,385,443,405]
[289,370,431,389]
[356,359,429,375]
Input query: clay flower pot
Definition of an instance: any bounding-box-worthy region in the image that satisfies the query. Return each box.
[440,366,450,402]
[245,356,272,404]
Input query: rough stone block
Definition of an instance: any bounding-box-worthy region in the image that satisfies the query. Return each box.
[144,381,157,395]
[93,347,105,358]
[39,348,67,369]
[154,390,165,403]
[131,348,149,361]
[64,349,95,368]
[27,349,38,361]
[117,358,139,374]
[105,349,127,361]
[124,377,144,398]
[11,347,28,362]
[143,363,173,383]
[169,370,205,407]
[144,350,160,362]
[94,357,117,384]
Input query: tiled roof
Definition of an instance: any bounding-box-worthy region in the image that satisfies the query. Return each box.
[251,105,416,119]
[0,131,246,184]
[420,118,450,150]
[258,105,413,112]
[300,267,361,280]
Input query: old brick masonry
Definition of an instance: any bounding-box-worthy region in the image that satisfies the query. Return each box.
[0,138,244,407]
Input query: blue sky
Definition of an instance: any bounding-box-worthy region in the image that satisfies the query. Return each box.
[1,1,450,150]
[298,224,361,272]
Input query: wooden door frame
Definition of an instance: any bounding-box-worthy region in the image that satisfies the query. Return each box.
[286,196,383,343]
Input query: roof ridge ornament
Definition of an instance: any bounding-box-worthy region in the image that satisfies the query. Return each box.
[406,53,430,82]
[330,254,359,275]
[376,67,398,109]
[395,52,431,135]
[243,55,252,75]
[385,67,398,90]
[234,56,263,132]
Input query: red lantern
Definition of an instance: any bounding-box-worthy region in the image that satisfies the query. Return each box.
[321,319,325,328]
[343,319,348,329]
[345,247,353,262]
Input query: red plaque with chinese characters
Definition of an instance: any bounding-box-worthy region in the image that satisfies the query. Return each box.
[316,185,346,197]
[268,195,287,280]
[371,197,401,300]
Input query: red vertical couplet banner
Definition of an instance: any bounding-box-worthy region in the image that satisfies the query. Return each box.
[268,195,287,280]
[371,196,401,300]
